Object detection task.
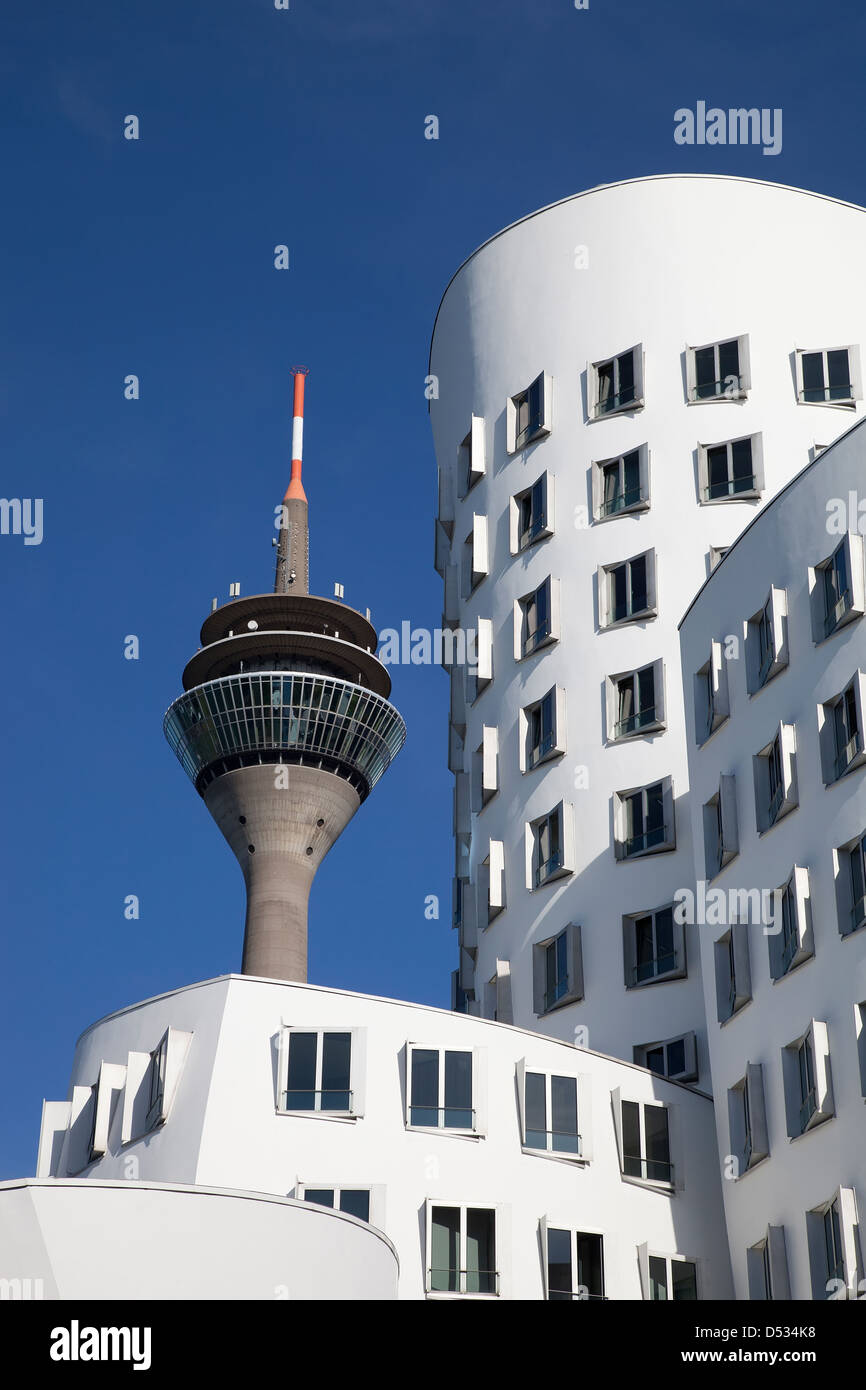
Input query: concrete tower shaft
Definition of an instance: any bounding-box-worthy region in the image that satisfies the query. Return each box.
[164,371,405,981]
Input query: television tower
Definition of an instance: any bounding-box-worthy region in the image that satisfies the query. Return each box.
[164,369,405,981]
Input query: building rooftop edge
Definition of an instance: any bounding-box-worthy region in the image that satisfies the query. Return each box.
[0,1177,398,1257]
[427,172,866,381]
[71,973,714,1101]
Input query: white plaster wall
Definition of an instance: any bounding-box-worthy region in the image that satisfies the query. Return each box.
[43,975,733,1301]
[430,174,866,1077]
[679,418,866,1298]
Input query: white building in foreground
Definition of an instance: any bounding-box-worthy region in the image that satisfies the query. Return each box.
[16,975,732,1301]
[679,417,866,1300]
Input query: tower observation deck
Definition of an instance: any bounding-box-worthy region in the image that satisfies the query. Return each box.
[163,370,405,981]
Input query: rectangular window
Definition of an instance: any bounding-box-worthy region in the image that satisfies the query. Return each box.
[458,416,485,496]
[532,804,572,887]
[703,776,739,879]
[428,1204,497,1296]
[592,345,643,417]
[747,1229,791,1301]
[715,925,752,1022]
[532,923,583,1014]
[847,834,866,936]
[806,1189,861,1298]
[622,1100,673,1184]
[508,373,551,452]
[689,336,748,401]
[524,687,563,769]
[694,640,730,743]
[409,1047,474,1130]
[593,445,650,520]
[770,868,813,979]
[825,676,866,781]
[518,576,559,656]
[302,1187,371,1222]
[632,907,675,984]
[146,1033,169,1129]
[700,435,761,501]
[648,1255,698,1301]
[797,347,858,405]
[514,473,552,550]
[546,1228,605,1300]
[614,664,658,738]
[746,588,788,693]
[782,1021,834,1138]
[634,1033,697,1083]
[607,554,647,624]
[814,534,866,640]
[283,1031,352,1112]
[753,724,797,833]
[617,779,673,858]
[524,1071,580,1155]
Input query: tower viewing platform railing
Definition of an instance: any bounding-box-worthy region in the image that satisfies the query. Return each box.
[164,671,405,800]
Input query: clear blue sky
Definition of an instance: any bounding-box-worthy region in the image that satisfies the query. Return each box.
[2,0,865,1178]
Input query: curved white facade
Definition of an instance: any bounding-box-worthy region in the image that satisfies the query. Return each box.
[430,174,866,1087]
[679,419,866,1300]
[0,1178,398,1300]
[29,975,732,1300]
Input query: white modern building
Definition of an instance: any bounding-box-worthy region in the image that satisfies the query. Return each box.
[18,975,732,1301]
[3,175,865,1302]
[430,174,866,1101]
[679,416,866,1301]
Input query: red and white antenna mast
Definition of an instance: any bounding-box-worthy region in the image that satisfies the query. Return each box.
[274,366,310,594]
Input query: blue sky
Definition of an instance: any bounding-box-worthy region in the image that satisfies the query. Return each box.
[2,0,866,1177]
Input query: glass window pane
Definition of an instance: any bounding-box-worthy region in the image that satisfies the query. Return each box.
[801,352,825,401]
[694,344,716,396]
[431,1206,460,1292]
[551,1074,579,1154]
[303,1188,334,1208]
[410,1048,439,1126]
[622,1099,642,1177]
[617,350,635,404]
[707,445,729,496]
[629,555,647,612]
[649,1255,668,1300]
[285,1032,318,1110]
[443,1050,473,1127]
[637,664,655,713]
[645,1105,671,1181]
[577,1233,604,1300]
[525,1071,547,1148]
[672,1261,698,1300]
[321,1032,352,1110]
[622,449,640,502]
[547,1227,572,1300]
[655,907,675,971]
[731,438,753,489]
[827,349,850,399]
[717,338,740,387]
[667,1038,686,1076]
[466,1208,496,1295]
[645,1046,665,1075]
[338,1189,370,1223]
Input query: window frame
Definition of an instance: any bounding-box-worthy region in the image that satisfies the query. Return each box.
[598,548,657,629]
[520,685,566,771]
[425,1199,500,1298]
[769,866,813,980]
[277,1026,363,1120]
[529,800,575,889]
[795,345,861,408]
[703,774,739,879]
[607,659,665,742]
[820,672,866,784]
[511,472,554,552]
[532,923,584,1014]
[812,533,866,642]
[687,333,750,403]
[633,1032,697,1083]
[622,904,686,988]
[516,1060,587,1162]
[640,1247,700,1301]
[592,444,650,521]
[694,640,730,744]
[753,723,798,833]
[457,415,486,497]
[507,372,552,453]
[542,1220,606,1301]
[697,432,764,504]
[515,576,560,658]
[714,924,752,1023]
[406,1043,485,1136]
[614,776,675,860]
[746,587,789,694]
[589,343,645,419]
[614,1094,675,1190]
[782,1020,834,1139]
